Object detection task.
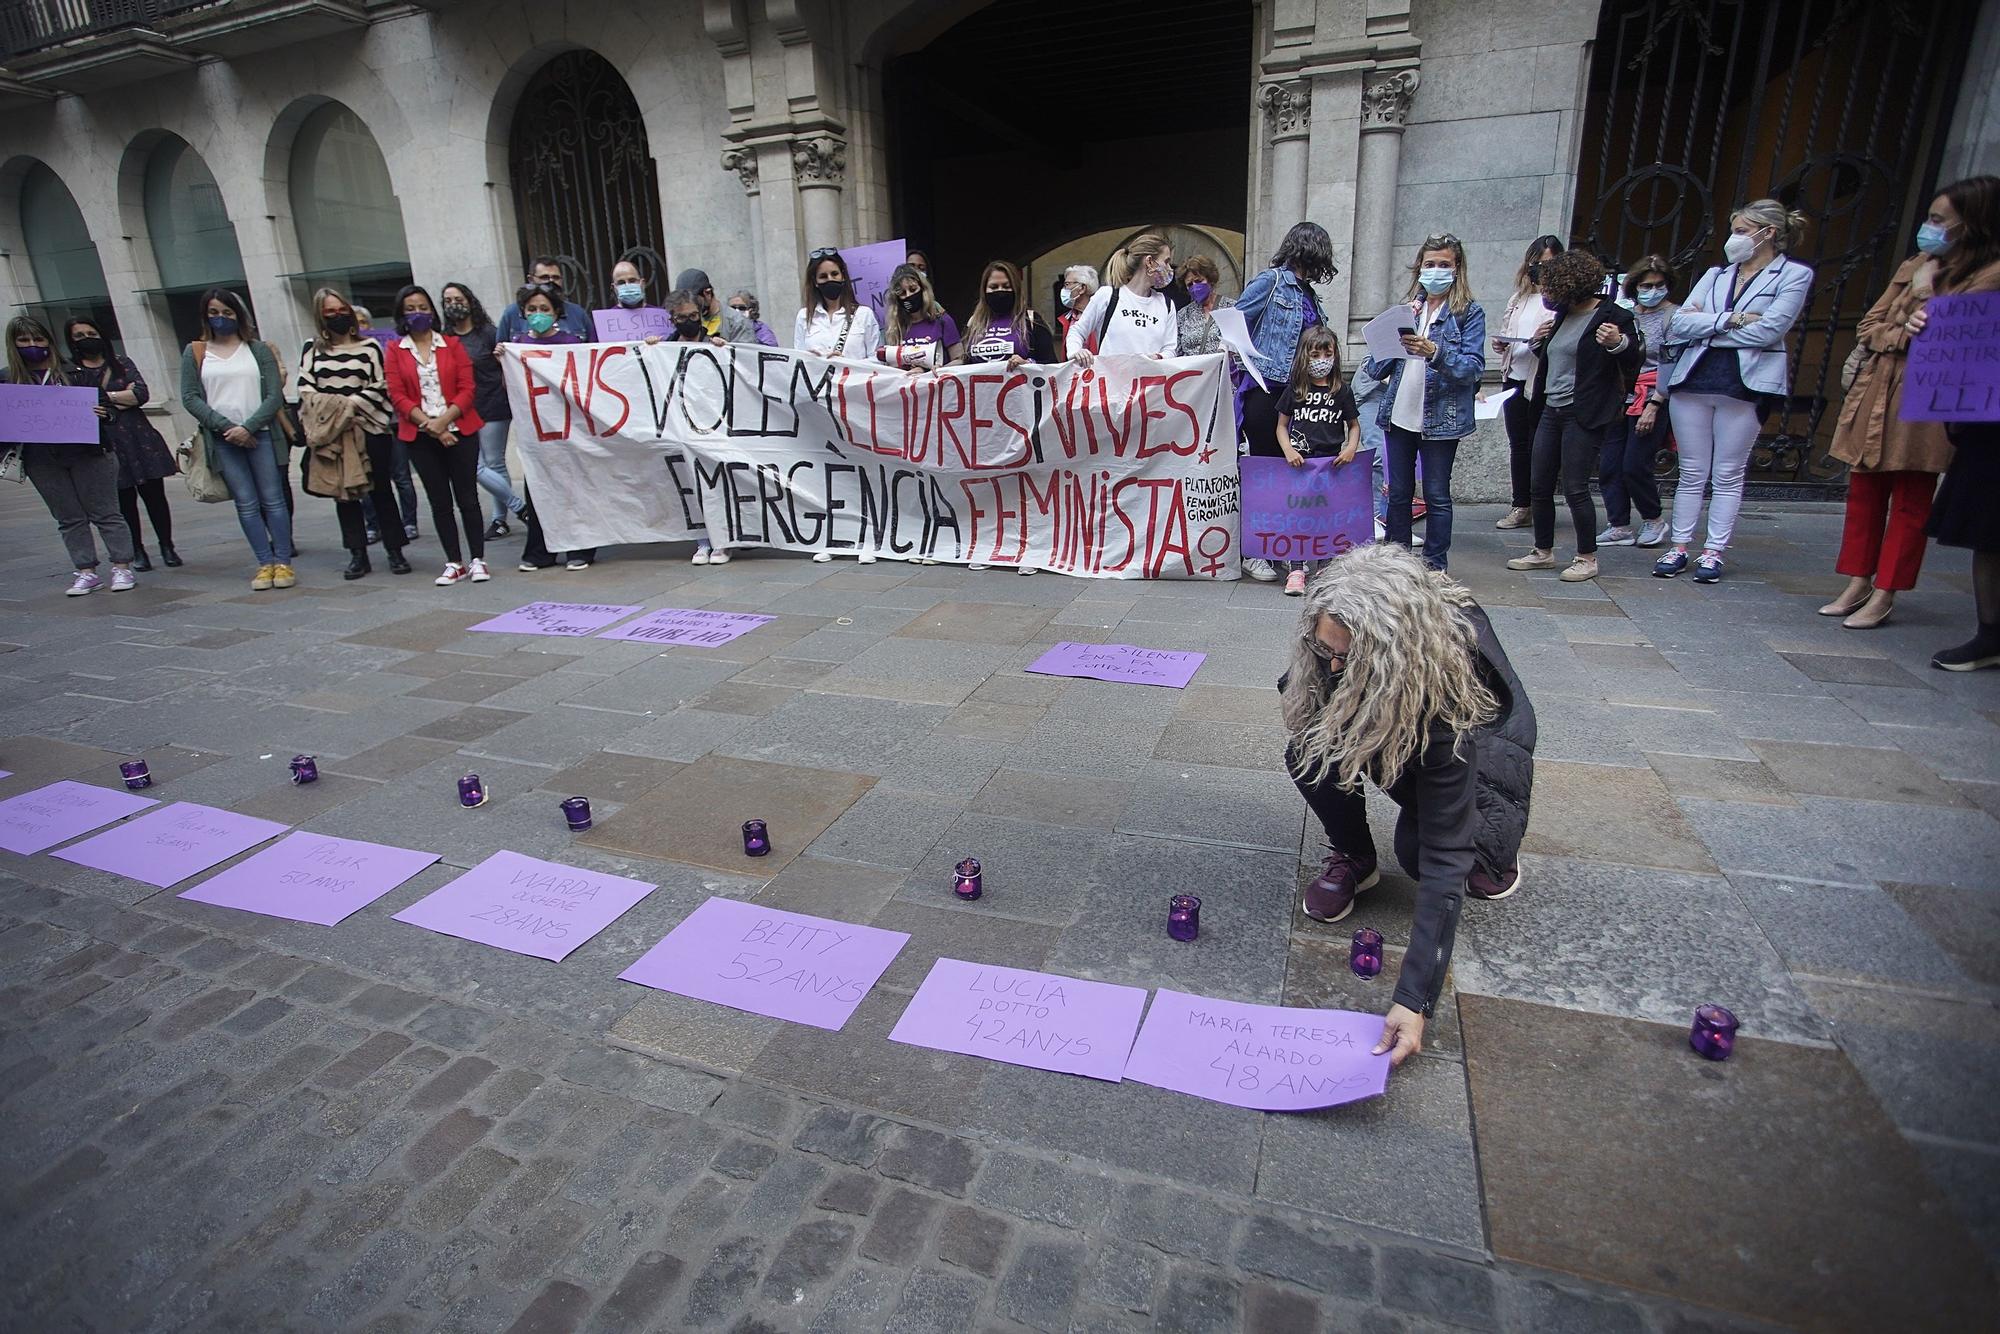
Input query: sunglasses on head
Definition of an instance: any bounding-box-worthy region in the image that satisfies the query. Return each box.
[1423,234,1461,250]
[809,247,841,262]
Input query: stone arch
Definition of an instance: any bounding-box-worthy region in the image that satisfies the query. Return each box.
[115,129,253,341]
[262,96,415,316]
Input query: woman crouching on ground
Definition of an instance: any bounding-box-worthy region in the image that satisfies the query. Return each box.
[1282,543,1536,1063]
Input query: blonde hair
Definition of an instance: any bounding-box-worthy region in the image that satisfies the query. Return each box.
[1732,198,1810,253]
[882,263,943,344]
[5,313,56,385]
[1402,234,1476,315]
[1106,232,1171,287]
[1281,543,1498,792]
[310,286,357,348]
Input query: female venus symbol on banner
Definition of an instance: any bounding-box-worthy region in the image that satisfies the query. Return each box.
[1198,526,1232,576]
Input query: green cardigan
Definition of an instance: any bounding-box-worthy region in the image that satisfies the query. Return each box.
[179,340,285,463]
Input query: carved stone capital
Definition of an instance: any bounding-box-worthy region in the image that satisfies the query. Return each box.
[1258,81,1311,141]
[1360,69,1421,130]
[790,133,846,187]
[721,146,759,191]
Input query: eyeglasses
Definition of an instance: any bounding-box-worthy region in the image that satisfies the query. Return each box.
[808,247,841,261]
[1305,635,1351,666]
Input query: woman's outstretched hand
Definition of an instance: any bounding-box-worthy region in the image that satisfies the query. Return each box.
[1374,1003,1426,1067]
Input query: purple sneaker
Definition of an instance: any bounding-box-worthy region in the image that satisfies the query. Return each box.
[1468,863,1524,901]
[65,570,102,597]
[1303,850,1380,923]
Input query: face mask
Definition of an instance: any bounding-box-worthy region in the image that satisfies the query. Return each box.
[404,311,434,334]
[1916,222,1952,255]
[72,337,107,359]
[18,343,50,364]
[615,283,645,307]
[897,291,925,314]
[1151,263,1173,291]
[525,311,556,335]
[1187,280,1212,304]
[1527,262,1543,284]
[816,279,848,302]
[535,277,562,294]
[1307,358,1335,378]
[207,315,239,337]
[1723,230,1763,264]
[1418,267,1454,294]
[673,317,703,339]
[730,305,752,318]
[441,302,469,323]
[1064,287,1084,310]
[985,290,1016,317]
[1635,285,1668,307]
[325,312,356,335]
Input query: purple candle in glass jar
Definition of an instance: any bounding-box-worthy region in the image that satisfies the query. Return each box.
[742,819,770,857]
[118,759,152,790]
[1167,894,1201,942]
[1350,927,1384,978]
[457,773,486,808]
[1689,1004,1738,1061]
[953,857,982,901]
[560,796,592,831]
[289,754,319,785]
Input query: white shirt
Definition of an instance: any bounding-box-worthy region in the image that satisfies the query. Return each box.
[794,304,882,359]
[1499,291,1554,392]
[401,334,447,417]
[1390,302,1442,433]
[1064,285,1176,358]
[201,341,262,424]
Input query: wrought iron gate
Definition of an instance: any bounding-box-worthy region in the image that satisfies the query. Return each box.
[1570,0,1978,488]
[507,50,668,311]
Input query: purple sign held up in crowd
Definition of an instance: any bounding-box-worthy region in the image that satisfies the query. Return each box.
[0,780,156,855]
[620,896,910,1030]
[1900,292,2000,423]
[1122,988,1390,1110]
[53,801,287,888]
[593,306,674,342]
[843,238,908,334]
[468,601,643,637]
[180,831,441,926]
[889,958,1149,1081]
[1238,452,1376,563]
[393,850,656,961]
[1025,642,1206,689]
[597,607,775,647]
[0,383,101,444]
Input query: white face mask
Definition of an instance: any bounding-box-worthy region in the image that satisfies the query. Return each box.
[1723,229,1765,264]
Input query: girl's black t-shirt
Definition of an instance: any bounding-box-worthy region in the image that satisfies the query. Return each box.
[1275,381,1360,456]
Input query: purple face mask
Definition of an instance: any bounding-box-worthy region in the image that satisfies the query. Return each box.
[1188,280,1212,304]
[18,344,50,364]
[404,311,434,334]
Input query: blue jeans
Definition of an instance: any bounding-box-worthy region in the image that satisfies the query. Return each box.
[210,429,294,565]
[475,419,523,522]
[361,437,419,533]
[1384,425,1457,570]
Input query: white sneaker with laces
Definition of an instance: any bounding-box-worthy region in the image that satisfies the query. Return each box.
[1637,518,1670,548]
[857,552,877,564]
[435,562,468,586]
[468,558,491,582]
[812,552,834,563]
[565,557,590,570]
[708,549,731,565]
[691,547,710,565]
[1595,525,1637,547]
[1017,567,1037,576]
[1244,558,1280,583]
[110,567,137,592]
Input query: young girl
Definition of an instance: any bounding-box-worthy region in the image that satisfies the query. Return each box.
[1274,326,1362,596]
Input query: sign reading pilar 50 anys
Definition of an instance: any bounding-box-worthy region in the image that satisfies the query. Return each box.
[500,343,1242,578]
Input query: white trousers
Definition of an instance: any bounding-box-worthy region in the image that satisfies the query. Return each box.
[1666,393,1761,552]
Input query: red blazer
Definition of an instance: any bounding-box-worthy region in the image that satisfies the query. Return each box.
[385,333,484,442]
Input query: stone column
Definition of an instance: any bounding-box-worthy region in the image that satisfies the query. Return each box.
[1258,81,1312,257]
[1352,69,1420,323]
[791,132,846,253]
[721,146,767,305]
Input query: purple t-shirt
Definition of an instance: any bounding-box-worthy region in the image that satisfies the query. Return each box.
[881,312,959,369]
[965,317,1028,364]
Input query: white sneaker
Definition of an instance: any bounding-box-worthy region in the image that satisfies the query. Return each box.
[66,570,102,596]
[1595,525,1637,547]
[517,561,540,572]
[691,547,710,565]
[967,563,990,572]
[468,558,491,582]
[1637,518,1670,548]
[707,549,731,565]
[1374,518,1387,542]
[857,552,877,565]
[565,557,590,570]
[1017,567,1037,576]
[110,567,137,592]
[435,562,468,586]
[812,552,834,563]
[1244,559,1280,583]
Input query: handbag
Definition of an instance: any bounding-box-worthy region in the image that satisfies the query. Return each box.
[175,433,231,503]
[0,445,22,484]
[1840,342,1874,391]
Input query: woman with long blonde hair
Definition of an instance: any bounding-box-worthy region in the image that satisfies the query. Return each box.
[1282,543,1535,1064]
[1065,231,1177,362]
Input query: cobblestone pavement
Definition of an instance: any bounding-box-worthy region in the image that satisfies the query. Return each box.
[2,485,1996,1333]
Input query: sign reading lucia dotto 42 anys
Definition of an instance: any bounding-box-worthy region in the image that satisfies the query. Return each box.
[500,342,1243,578]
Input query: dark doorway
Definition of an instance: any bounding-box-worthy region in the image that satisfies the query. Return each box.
[881,0,1254,312]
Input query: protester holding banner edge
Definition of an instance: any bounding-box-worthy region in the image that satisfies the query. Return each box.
[495,256,596,343]
[795,248,883,362]
[1065,233,1178,364]
[877,263,962,371]
[504,284,601,574]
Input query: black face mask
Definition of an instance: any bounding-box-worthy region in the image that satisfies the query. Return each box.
[673,317,704,339]
[985,290,1016,317]
[324,312,356,335]
[71,336,108,359]
[816,279,848,302]
[896,292,924,314]
[1527,262,1543,284]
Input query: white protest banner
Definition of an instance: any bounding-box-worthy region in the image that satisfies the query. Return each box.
[500,343,1242,579]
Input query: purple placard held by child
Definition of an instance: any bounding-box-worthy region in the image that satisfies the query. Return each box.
[1121,988,1390,1111]
[180,831,440,925]
[888,958,1148,1081]
[596,608,775,647]
[1025,642,1205,689]
[620,897,909,1031]
[0,780,157,855]
[1239,453,1376,562]
[394,850,656,961]
[53,801,287,887]
[0,383,101,444]
[468,601,643,636]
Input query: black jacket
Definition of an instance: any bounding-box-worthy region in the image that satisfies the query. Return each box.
[1530,300,1644,431]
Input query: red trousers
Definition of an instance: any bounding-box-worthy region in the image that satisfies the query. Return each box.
[1836,469,1935,591]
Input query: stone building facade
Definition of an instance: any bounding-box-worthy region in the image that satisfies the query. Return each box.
[1,0,1993,497]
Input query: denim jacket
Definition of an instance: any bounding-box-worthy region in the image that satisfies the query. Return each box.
[1234,266,1313,386]
[1362,299,1487,440]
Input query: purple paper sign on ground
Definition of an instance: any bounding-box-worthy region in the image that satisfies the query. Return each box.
[1900,292,2000,423]
[53,801,287,888]
[1239,452,1377,562]
[0,780,157,855]
[468,601,644,636]
[0,383,101,444]
[393,850,655,961]
[596,607,775,647]
[179,831,440,926]
[1122,989,1390,1111]
[1025,641,1206,689]
[620,896,908,1031]
[888,958,1148,1081]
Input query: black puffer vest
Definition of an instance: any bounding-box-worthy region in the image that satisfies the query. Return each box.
[1462,605,1536,875]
